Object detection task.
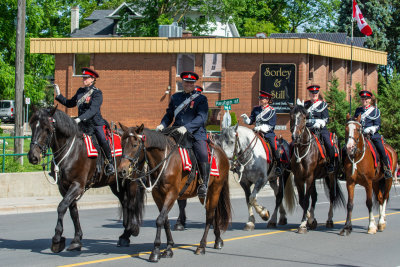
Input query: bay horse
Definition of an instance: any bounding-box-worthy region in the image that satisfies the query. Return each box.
[118,124,232,262]
[27,106,145,252]
[340,114,397,235]
[219,124,296,230]
[289,103,345,233]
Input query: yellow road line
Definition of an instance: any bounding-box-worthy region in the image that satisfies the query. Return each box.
[59,211,400,267]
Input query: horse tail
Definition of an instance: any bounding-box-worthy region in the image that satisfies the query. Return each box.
[214,175,232,232]
[283,172,297,214]
[128,181,146,236]
[323,175,346,209]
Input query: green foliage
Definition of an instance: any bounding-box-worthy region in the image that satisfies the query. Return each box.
[377,71,400,151]
[206,124,220,131]
[242,18,277,36]
[324,77,350,142]
[230,111,238,126]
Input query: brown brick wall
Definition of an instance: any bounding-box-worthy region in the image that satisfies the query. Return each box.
[55,52,378,139]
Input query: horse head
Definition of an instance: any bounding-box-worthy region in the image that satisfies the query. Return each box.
[289,104,308,142]
[345,114,362,157]
[219,124,239,159]
[118,123,145,178]
[28,106,58,164]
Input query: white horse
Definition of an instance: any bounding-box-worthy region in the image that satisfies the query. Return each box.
[219,124,296,230]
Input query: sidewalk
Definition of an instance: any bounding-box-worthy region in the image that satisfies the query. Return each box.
[0,176,275,215]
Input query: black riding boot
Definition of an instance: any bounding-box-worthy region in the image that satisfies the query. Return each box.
[274,149,282,176]
[105,154,115,176]
[383,159,392,179]
[197,162,210,198]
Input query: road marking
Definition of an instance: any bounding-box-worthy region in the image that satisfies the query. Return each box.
[59,211,400,267]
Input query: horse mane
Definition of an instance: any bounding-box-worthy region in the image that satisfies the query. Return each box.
[31,108,81,137]
[143,128,173,150]
[292,104,307,115]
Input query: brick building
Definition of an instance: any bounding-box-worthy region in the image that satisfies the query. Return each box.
[30,35,386,139]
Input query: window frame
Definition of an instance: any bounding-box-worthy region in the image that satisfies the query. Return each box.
[203,54,222,78]
[73,54,91,77]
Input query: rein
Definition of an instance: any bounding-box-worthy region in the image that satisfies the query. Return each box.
[121,133,183,192]
[230,131,258,182]
[346,121,366,175]
[293,125,313,163]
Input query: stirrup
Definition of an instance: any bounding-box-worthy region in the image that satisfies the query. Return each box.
[105,163,115,176]
[384,168,392,179]
[275,166,282,176]
[197,184,207,198]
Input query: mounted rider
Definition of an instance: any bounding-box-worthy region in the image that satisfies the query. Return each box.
[54,67,115,176]
[155,71,210,198]
[304,85,335,173]
[354,90,392,179]
[240,90,282,176]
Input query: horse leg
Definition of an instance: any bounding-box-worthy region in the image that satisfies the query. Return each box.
[296,180,311,234]
[173,199,187,231]
[366,185,377,234]
[267,177,280,228]
[240,180,255,231]
[306,183,318,230]
[250,178,269,221]
[51,182,83,253]
[66,200,83,251]
[195,184,222,255]
[276,174,288,225]
[325,174,335,228]
[161,215,174,258]
[150,192,175,262]
[340,181,355,236]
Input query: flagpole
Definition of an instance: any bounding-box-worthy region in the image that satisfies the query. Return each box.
[349,0,354,116]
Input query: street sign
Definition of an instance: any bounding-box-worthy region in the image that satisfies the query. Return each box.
[215,98,239,106]
[224,105,231,110]
[25,98,30,105]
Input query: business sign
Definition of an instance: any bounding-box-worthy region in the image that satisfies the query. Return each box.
[259,63,296,114]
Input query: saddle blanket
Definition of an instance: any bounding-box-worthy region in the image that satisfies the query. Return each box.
[366,138,392,169]
[257,136,271,164]
[178,147,219,176]
[84,133,122,158]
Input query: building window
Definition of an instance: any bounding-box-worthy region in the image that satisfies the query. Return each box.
[203,82,221,93]
[203,54,222,77]
[308,55,314,81]
[176,81,183,92]
[74,54,91,76]
[177,54,195,75]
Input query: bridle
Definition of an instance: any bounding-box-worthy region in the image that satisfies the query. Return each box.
[291,112,312,163]
[30,117,56,158]
[346,120,366,175]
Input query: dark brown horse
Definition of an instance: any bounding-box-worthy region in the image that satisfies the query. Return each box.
[289,104,345,233]
[118,124,232,262]
[340,114,397,235]
[27,106,145,252]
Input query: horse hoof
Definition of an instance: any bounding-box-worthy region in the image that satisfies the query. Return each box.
[214,240,224,250]
[339,228,351,236]
[195,247,206,255]
[51,237,66,253]
[161,249,173,258]
[278,218,288,225]
[326,220,334,228]
[260,209,270,221]
[244,222,255,231]
[149,250,161,262]
[297,227,307,234]
[378,224,386,231]
[267,222,277,228]
[173,223,185,231]
[67,241,82,251]
[307,219,318,230]
[117,237,130,247]
[368,227,377,234]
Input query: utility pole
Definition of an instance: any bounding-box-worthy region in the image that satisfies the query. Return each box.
[15,0,26,165]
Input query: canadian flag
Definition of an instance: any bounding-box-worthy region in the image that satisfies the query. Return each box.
[353,0,372,36]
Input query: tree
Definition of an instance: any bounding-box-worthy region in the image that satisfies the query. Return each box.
[377,71,400,151]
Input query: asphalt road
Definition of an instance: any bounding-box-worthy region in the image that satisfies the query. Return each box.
[1,183,400,267]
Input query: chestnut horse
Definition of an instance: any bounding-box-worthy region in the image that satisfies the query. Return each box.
[27,107,145,252]
[118,124,232,262]
[340,114,397,235]
[289,104,345,233]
